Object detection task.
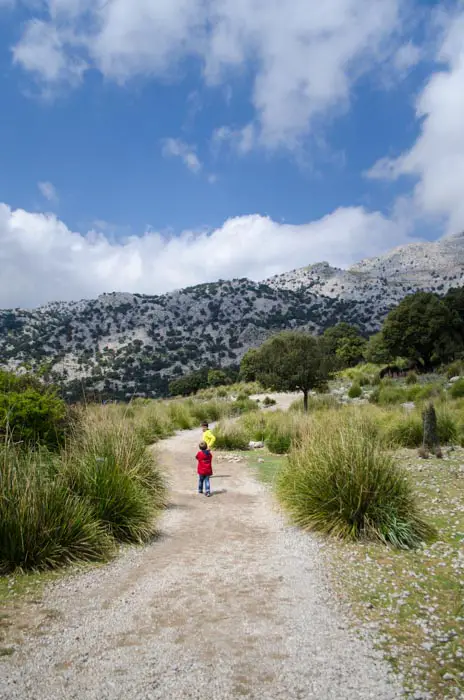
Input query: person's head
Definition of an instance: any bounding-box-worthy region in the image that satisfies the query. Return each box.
[201,421,208,432]
[199,441,208,451]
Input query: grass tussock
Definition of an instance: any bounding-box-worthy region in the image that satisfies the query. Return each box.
[289,394,340,412]
[277,411,435,549]
[0,446,112,574]
[215,410,305,454]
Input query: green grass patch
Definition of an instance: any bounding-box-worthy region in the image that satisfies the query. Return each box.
[324,448,464,698]
[277,410,435,548]
[247,452,285,485]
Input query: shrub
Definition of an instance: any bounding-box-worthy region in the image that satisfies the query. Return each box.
[166,402,195,430]
[214,422,249,450]
[348,383,362,399]
[446,360,463,379]
[0,446,111,573]
[436,408,458,445]
[277,412,434,548]
[263,396,277,407]
[233,398,260,415]
[64,424,166,543]
[383,407,458,447]
[386,413,423,448]
[0,387,69,450]
[265,431,291,454]
[370,382,443,406]
[449,378,464,399]
[406,371,418,385]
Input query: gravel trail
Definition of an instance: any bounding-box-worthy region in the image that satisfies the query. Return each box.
[1,418,404,700]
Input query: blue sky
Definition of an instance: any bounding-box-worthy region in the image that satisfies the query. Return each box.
[0,0,463,307]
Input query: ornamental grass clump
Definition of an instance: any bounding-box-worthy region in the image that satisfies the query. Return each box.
[277,411,434,549]
[0,445,111,573]
[63,421,166,544]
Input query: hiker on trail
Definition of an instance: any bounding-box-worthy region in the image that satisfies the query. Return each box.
[196,441,213,497]
[201,421,216,450]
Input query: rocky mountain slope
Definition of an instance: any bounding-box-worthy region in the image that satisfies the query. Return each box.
[1,233,463,400]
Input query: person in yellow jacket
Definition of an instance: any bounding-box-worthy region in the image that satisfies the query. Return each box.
[201,421,216,450]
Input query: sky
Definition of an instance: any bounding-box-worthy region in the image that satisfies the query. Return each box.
[0,0,463,307]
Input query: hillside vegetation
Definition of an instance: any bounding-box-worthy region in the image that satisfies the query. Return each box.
[1,233,463,401]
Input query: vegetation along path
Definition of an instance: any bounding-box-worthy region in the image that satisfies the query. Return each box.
[1,416,404,699]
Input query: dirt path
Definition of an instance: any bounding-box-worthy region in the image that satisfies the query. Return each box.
[0,416,404,700]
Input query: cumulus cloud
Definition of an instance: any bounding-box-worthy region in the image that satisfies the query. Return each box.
[367,10,464,234]
[11,0,409,147]
[38,180,59,203]
[0,202,415,308]
[161,138,202,173]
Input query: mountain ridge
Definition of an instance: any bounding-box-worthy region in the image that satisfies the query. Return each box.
[1,233,463,400]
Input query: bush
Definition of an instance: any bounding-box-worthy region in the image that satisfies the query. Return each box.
[406,371,418,385]
[386,413,423,448]
[265,431,291,454]
[446,361,463,379]
[166,402,195,430]
[348,383,362,399]
[370,381,443,406]
[214,422,250,450]
[263,396,277,407]
[449,378,464,399]
[64,424,166,543]
[0,446,111,573]
[277,412,434,548]
[436,408,458,445]
[383,408,458,447]
[0,387,69,449]
[233,398,260,415]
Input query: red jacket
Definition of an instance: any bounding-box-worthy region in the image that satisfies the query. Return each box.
[196,449,213,476]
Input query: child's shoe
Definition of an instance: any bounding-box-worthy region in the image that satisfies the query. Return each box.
[205,492,211,497]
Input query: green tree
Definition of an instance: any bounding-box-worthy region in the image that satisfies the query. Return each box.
[242,331,331,411]
[382,292,460,371]
[363,332,392,364]
[322,323,366,368]
[0,370,68,449]
[207,369,232,387]
[239,348,260,382]
[168,369,208,397]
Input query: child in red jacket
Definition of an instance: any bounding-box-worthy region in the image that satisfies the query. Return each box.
[196,441,213,497]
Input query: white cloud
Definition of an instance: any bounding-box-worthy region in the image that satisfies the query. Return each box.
[12,0,409,147]
[161,138,202,173]
[12,19,87,87]
[393,41,422,73]
[212,124,256,155]
[0,201,415,308]
[367,10,464,234]
[38,180,59,203]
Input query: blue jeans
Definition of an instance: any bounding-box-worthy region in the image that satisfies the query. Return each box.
[198,475,210,494]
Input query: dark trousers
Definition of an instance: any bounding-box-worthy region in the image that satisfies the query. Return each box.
[198,475,211,494]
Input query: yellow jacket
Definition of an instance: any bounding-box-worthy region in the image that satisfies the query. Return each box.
[203,429,216,450]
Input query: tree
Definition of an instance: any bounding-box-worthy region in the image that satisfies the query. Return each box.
[207,369,232,387]
[239,348,260,382]
[382,292,460,371]
[444,287,464,350]
[322,323,367,368]
[363,332,392,364]
[169,369,208,397]
[242,331,331,411]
